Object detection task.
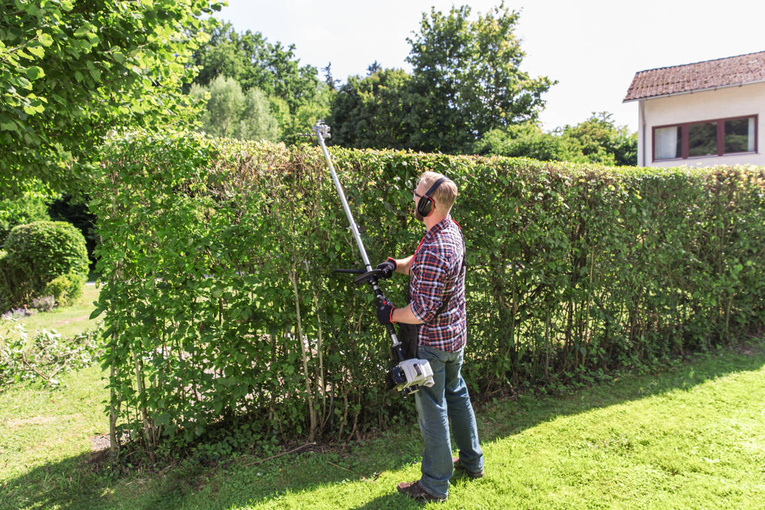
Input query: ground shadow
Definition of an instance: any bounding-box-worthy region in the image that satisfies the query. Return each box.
[3,341,764,510]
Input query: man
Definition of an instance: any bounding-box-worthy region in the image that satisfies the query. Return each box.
[376,170,484,503]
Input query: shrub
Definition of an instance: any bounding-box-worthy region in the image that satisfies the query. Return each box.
[1,221,89,310]
[44,273,86,307]
[91,131,765,458]
[0,188,54,245]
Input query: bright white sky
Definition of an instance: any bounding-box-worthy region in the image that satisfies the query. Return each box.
[217,0,765,133]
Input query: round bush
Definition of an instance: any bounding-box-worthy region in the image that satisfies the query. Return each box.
[44,272,86,307]
[2,221,89,309]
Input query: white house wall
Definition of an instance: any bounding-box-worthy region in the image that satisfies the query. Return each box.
[638,82,765,167]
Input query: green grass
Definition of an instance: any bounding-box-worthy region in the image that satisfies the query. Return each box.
[0,283,101,341]
[1,292,764,508]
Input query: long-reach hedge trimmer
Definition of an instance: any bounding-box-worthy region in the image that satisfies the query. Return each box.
[312,121,434,397]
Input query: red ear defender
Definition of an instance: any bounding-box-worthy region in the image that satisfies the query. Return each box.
[416,177,447,217]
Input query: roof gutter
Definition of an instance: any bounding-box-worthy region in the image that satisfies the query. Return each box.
[623,78,765,103]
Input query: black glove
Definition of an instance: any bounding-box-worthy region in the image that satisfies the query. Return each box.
[377,300,396,326]
[376,258,397,279]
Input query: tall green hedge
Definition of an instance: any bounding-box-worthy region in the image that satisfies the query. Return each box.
[91,131,765,455]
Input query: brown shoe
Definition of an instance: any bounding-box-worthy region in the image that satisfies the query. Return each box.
[396,480,446,503]
[453,456,484,478]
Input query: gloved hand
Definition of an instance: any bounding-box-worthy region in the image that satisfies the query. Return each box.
[377,300,396,326]
[376,258,397,279]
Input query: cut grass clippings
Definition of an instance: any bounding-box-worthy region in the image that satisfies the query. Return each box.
[1,338,764,509]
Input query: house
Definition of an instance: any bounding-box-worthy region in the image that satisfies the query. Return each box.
[623,51,765,167]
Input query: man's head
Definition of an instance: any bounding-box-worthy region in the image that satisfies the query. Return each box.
[413,171,458,222]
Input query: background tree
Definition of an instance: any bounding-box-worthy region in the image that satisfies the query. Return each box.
[327,3,554,154]
[0,0,223,196]
[477,112,638,166]
[190,76,279,142]
[475,122,572,161]
[327,68,418,149]
[405,3,555,153]
[560,112,637,166]
[189,21,330,144]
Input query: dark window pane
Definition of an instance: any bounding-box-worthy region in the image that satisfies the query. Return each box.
[724,118,753,153]
[688,122,717,157]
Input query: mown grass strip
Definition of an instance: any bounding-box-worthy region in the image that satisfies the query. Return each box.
[1,342,763,509]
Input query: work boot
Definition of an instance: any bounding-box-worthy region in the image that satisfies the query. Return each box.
[453,456,484,478]
[396,481,446,503]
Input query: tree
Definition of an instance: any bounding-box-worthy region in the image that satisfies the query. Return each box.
[190,76,279,142]
[406,3,555,153]
[327,68,418,150]
[0,0,224,196]
[561,112,637,166]
[190,20,331,145]
[476,113,638,166]
[190,21,321,115]
[322,62,340,91]
[475,122,571,161]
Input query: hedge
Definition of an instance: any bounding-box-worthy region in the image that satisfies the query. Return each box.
[0,221,89,311]
[91,131,765,456]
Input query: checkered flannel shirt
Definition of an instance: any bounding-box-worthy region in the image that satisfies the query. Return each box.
[409,216,466,352]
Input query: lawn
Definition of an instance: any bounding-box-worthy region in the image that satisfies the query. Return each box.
[1,289,764,509]
[0,283,101,341]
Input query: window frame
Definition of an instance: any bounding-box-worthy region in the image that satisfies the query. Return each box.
[652,114,758,162]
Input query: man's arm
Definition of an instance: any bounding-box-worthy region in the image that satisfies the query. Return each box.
[392,255,414,275]
[391,304,423,325]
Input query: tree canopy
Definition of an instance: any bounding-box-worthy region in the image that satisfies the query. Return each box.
[189,21,321,115]
[190,76,279,142]
[0,0,224,196]
[189,21,331,144]
[327,3,555,154]
[476,112,638,166]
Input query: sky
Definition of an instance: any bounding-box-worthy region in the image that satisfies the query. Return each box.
[216,0,765,134]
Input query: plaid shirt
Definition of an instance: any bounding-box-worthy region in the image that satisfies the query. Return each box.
[409,216,466,352]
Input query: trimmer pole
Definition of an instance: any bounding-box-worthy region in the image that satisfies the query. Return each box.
[312,121,405,360]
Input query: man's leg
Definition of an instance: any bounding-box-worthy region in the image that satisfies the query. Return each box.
[445,348,483,474]
[413,345,452,500]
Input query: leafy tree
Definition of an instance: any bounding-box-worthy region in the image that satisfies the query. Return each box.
[190,21,321,115]
[406,3,555,153]
[476,122,571,161]
[0,181,56,245]
[190,20,331,144]
[477,113,638,166]
[367,61,382,76]
[327,68,419,150]
[561,112,637,166]
[0,0,223,196]
[190,75,279,142]
[322,62,340,91]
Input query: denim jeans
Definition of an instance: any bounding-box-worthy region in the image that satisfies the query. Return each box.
[415,344,483,499]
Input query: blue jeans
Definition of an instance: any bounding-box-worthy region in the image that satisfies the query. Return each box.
[415,344,483,499]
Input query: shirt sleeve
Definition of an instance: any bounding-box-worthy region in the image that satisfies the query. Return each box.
[409,248,448,323]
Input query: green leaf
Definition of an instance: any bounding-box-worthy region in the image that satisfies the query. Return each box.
[90,305,106,320]
[27,45,45,59]
[26,66,45,81]
[73,25,92,38]
[39,32,54,47]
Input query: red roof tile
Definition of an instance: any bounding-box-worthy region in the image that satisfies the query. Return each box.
[623,51,765,102]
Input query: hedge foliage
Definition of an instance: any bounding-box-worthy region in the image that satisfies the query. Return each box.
[91,131,765,455]
[0,221,89,311]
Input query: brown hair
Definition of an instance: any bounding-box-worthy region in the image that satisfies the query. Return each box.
[418,171,458,212]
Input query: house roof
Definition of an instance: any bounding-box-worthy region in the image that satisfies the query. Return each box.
[623,51,765,102]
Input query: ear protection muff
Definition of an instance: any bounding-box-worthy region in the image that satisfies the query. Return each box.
[416,177,447,218]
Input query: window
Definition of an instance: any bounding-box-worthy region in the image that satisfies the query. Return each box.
[653,115,757,161]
